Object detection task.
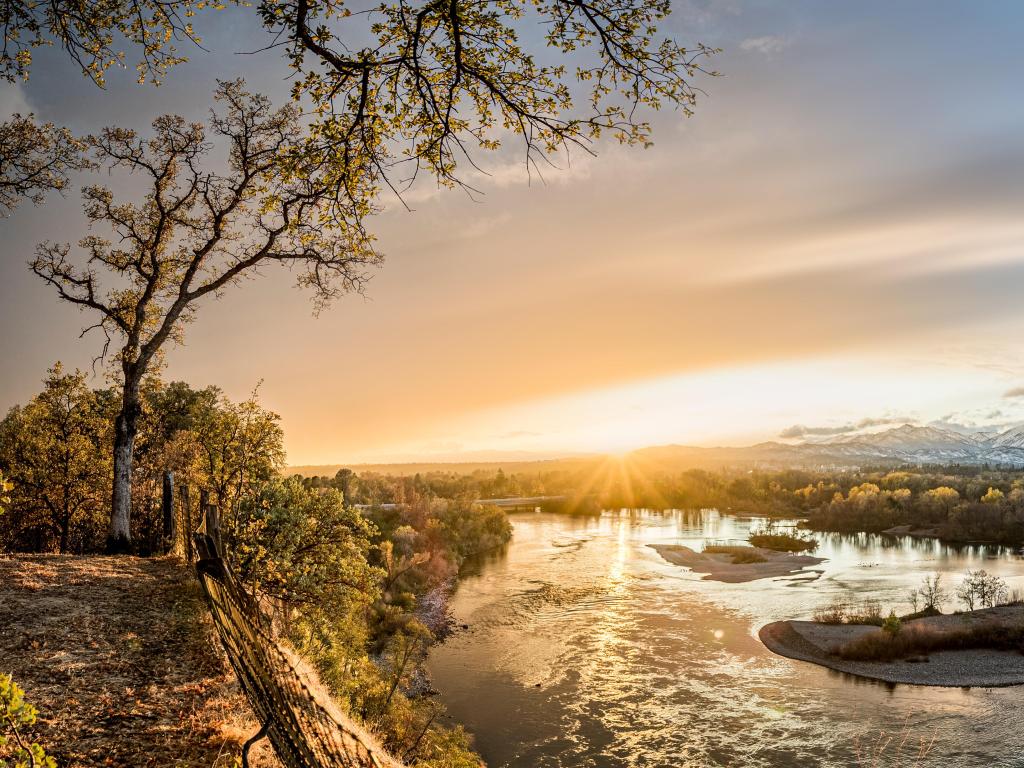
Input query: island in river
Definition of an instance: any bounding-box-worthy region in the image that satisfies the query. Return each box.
[649,543,826,582]
[760,605,1024,687]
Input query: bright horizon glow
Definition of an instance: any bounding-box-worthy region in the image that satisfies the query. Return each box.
[327,353,1024,465]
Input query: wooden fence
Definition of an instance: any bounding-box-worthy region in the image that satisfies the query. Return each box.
[193,529,405,768]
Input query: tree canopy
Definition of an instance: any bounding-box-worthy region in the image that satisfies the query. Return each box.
[0,115,92,216]
[2,0,716,210]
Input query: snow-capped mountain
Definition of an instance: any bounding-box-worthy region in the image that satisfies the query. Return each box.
[793,423,1024,466]
[990,425,1024,450]
[631,423,1024,469]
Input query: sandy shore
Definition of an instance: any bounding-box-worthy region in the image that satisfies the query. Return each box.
[649,544,826,583]
[760,605,1024,687]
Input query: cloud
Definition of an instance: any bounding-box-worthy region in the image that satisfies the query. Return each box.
[740,36,790,56]
[779,416,915,439]
[1004,386,1024,398]
[854,416,915,429]
[779,424,850,438]
[0,82,32,118]
[380,150,595,210]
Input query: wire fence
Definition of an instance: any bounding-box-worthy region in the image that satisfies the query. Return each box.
[192,532,404,768]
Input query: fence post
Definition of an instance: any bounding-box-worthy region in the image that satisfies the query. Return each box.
[202,489,221,555]
[162,471,175,553]
[181,483,192,563]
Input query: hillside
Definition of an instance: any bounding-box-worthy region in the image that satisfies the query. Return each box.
[0,555,276,767]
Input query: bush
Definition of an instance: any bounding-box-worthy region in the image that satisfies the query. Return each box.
[914,573,947,613]
[847,598,885,626]
[702,544,766,564]
[0,674,55,768]
[815,597,894,626]
[882,610,902,637]
[748,532,818,552]
[835,623,1024,662]
[813,598,848,624]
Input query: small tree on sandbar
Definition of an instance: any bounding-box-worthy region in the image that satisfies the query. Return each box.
[31,81,381,550]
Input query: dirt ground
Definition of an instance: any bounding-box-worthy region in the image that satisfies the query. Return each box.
[0,554,278,767]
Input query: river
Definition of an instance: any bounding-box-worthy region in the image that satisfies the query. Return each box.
[425,510,1024,767]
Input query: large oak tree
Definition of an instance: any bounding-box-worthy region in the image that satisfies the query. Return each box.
[32,82,379,548]
[9,0,715,547]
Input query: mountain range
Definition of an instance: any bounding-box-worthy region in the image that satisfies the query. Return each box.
[290,424,1024,477]
[631,423,1024,469]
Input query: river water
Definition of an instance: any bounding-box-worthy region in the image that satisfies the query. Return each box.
[425,510,1024,768]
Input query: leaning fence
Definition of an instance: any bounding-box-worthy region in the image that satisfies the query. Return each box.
[192,530,404,768]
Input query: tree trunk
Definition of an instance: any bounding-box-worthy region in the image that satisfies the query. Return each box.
[109,381,142,552]
[59,508,69,554]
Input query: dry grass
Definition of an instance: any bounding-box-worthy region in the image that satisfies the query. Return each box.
[701,545,767,564]
[854,718,936,767]
[835,622,1024,662]
[0,554,281,767]
[747,532,817,552]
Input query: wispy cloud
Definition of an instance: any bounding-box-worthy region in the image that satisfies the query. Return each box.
[740,35,790,56]
[779,424,849,438]
[0,82,32,118]
[1004,386,1024,398]
[779,416,915,439]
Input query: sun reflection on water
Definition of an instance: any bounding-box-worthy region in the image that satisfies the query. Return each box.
[427,509,1024,768]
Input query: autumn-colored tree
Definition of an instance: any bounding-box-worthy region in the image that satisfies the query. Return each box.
[0,0,218,85]
[0,365,112,552]
[0,115,91,216]
[923,486,961,515]
[230,477,382,664]
[32,82,378,549]
[0,470,10,513]
[981,487,1005,504]
[0,674,56,768]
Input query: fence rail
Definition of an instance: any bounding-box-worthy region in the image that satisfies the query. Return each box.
[193,532,405,768]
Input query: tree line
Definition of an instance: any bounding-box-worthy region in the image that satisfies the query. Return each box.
[0,366,282,554]
[299,462,1024,545]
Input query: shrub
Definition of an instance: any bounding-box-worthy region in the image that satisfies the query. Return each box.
[882,610,902,637]
[748,532,818,552]
[846,598,885,626]
[0,674,55,768]
[835,623,1024,662]
[813,598,848,624]
[702,544,766,564]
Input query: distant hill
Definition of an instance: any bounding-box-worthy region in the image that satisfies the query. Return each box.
[290,424,1024,477]
[288,456,599,478]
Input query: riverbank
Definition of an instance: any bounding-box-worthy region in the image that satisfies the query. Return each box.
[0,555,274,767]
[649,544,826,582]
[882,524,941,538]
[760,605,1024,687]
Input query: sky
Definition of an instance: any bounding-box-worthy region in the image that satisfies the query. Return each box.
[3,1,1024,465]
